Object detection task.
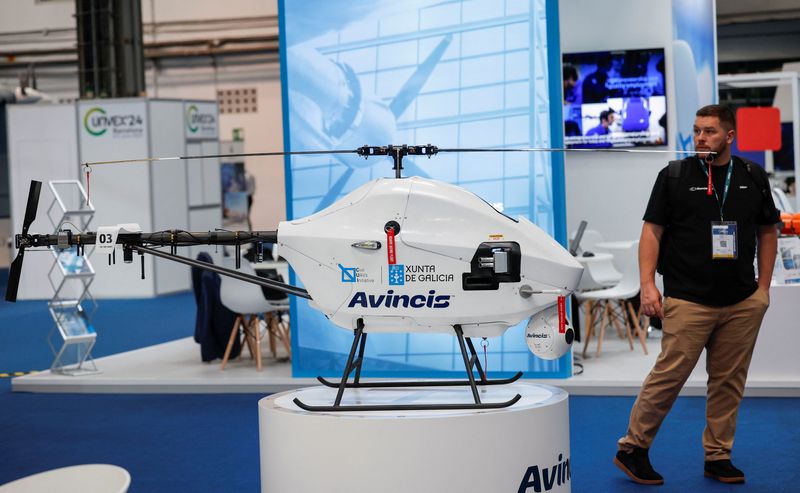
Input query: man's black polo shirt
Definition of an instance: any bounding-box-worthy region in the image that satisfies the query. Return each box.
[643,156,779,306]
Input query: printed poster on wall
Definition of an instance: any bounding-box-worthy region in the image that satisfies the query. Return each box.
[775,237,800,284]
[221,161,249,230]
[672,0,717,152]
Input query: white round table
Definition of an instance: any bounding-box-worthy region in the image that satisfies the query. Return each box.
[0,464,130,493]
[259,382,571,492]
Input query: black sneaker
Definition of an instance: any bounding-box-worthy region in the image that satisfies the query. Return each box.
[704,459,745,483]
[614,448,664,485]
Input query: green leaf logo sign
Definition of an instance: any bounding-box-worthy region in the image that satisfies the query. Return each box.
[187,104,199,133]
[84,107,108,136]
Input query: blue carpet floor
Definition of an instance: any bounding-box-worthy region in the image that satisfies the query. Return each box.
[1,294,798,492]
[0,292,196,376]
[1,393,797,492]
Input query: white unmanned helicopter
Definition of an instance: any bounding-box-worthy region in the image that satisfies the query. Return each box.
[6,144,712,412]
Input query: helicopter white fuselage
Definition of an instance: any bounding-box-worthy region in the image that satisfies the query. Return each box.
[277,176,583,339]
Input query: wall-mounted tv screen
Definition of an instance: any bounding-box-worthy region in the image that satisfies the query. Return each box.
[563,48,667,148]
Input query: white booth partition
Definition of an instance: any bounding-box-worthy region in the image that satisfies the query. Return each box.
[7,98,221,299]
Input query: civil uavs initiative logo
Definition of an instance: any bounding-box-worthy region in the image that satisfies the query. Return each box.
[83,107,144,138]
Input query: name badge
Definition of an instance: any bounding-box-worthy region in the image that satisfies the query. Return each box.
[711,221,737,259]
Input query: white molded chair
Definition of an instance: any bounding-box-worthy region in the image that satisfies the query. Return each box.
[576,254,623,290]
[219,256,291,370]
[569,227,607,255]
[576,240,648,358]
[271,242,281,260]
[772,187,794,213]
[570,228,621,290]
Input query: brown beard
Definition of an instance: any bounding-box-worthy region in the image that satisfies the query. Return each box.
[713,141,728,164]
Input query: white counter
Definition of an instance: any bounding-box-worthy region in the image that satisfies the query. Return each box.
[747,284,800,382]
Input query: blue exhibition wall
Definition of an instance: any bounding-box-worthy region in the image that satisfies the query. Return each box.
[279,0,569,378]
[672,0,718,152]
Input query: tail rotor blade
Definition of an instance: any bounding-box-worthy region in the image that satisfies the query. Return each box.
[6,180,43,302]
[21,181,42,234]
[5,248,25,302]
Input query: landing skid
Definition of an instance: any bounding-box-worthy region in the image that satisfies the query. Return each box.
[292,395,522,412]
[293,319,523,412]
[316,372,522,388]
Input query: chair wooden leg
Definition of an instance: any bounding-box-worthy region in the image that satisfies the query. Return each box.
[620,301,635,350]
[243,315,256,360]
[252,316,262,371]
[277,317,292,359]
[220,315,242,370]
[266,312,277,358]
[621,300,632,344]
[247,316,257,362]
[637,305,651,339]
[626,301,649,355]
[610,301,626,340]
[582,300,594,359]
[596,301,610,356]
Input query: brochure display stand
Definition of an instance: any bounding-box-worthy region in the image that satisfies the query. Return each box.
[45,180,98,375]
[775,236,800,284]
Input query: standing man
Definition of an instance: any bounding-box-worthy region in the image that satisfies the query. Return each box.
[614,105,779,485]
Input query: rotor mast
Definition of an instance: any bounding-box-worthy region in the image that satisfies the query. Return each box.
[354,144,439,178]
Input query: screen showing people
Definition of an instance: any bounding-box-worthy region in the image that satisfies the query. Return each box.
[563,48,667,148]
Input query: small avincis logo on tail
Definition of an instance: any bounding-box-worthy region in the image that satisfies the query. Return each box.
[518,454,570,492]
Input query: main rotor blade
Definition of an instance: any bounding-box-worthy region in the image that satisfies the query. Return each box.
[5,248,25,302]
[80,145,715,169]
[82,149,359,167]
[21,181,42,235]
[437,147,714,156]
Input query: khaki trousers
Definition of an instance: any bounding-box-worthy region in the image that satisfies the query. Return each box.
[618,288,769,460]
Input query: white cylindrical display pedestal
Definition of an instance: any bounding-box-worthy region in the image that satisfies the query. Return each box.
[259,382,570,492]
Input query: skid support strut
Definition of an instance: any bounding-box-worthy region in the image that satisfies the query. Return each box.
[293,321,522,412]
